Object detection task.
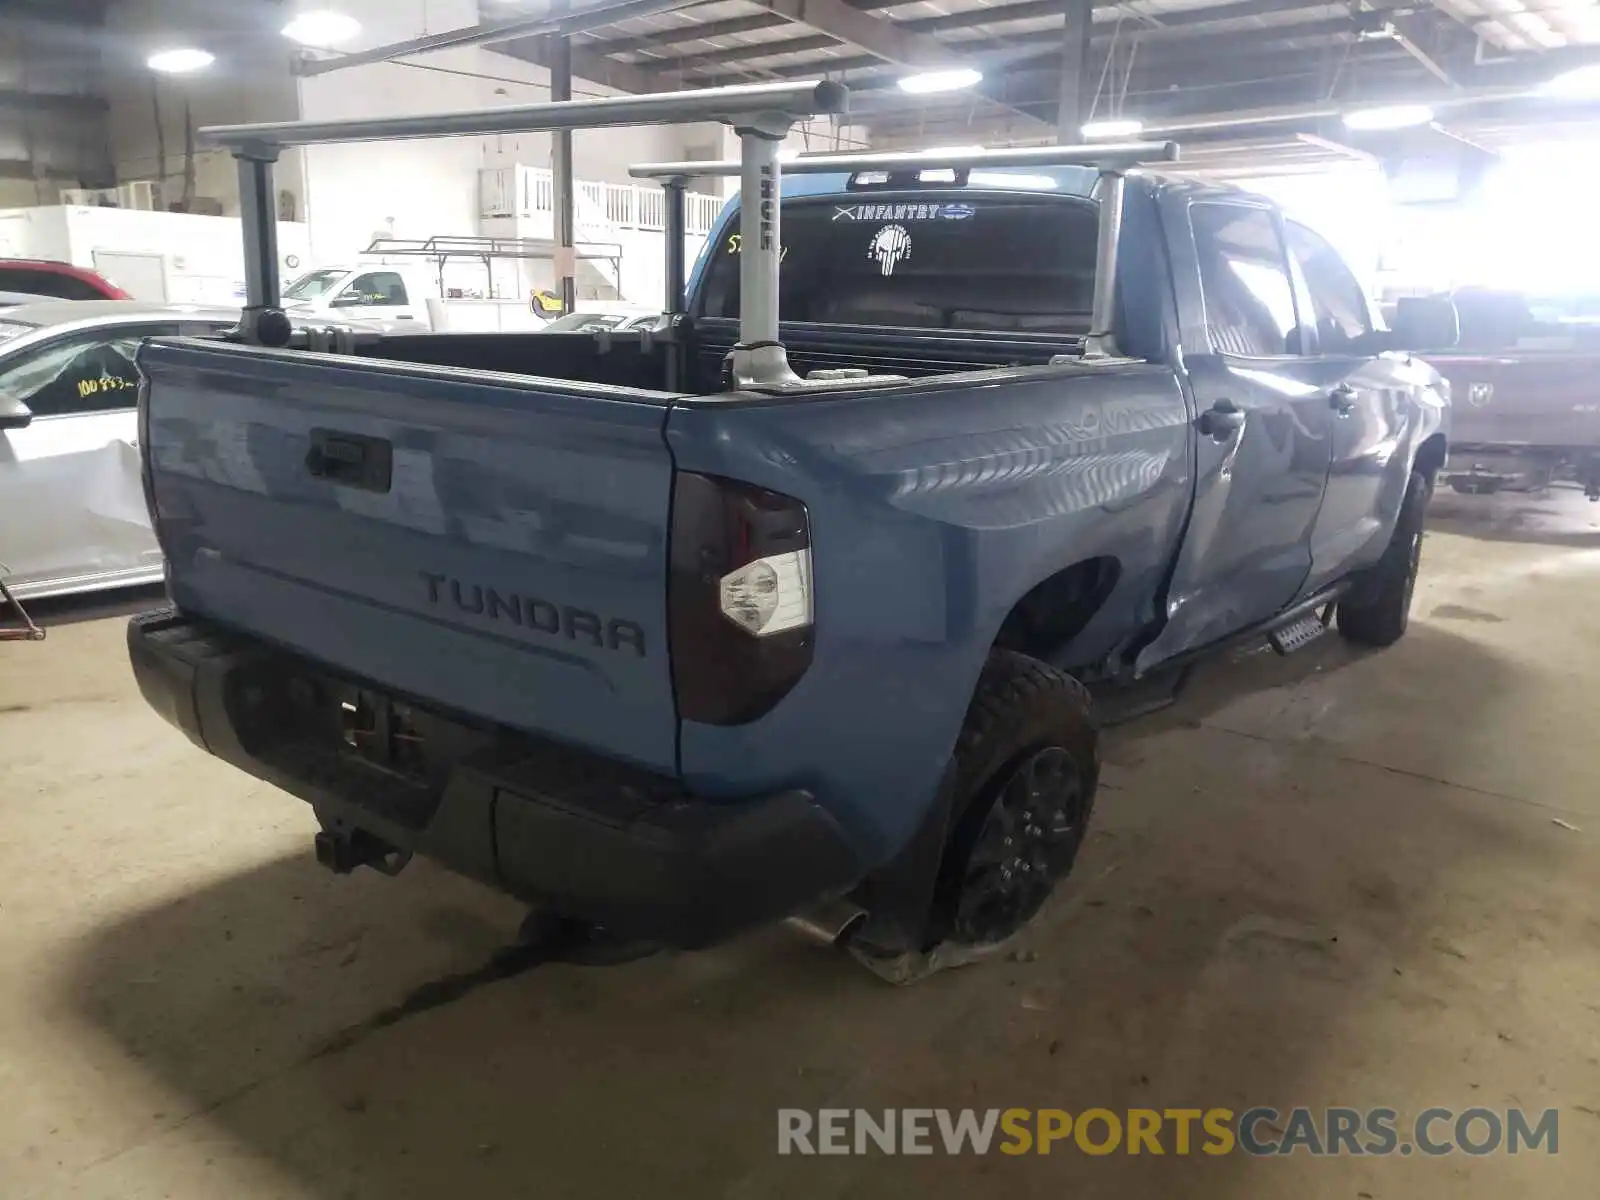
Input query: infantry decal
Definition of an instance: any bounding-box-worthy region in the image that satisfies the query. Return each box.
[835,202,949,222]
[869,225,912,276]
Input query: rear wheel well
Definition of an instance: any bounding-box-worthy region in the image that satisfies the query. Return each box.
[1415,433,1447,483]
[993,557,1120,664]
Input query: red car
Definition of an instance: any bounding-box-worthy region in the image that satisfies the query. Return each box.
[0,260,130,301]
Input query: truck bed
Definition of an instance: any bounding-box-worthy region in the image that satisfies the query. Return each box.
[359,330,678,393]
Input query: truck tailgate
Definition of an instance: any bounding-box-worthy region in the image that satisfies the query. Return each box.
[139,339,679,773]
[1426,351,1600,448]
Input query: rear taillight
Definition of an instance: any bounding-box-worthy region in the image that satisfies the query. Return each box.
[669,472,814,725]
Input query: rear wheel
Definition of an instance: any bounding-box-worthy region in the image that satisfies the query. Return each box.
[1337,470,1429,647]
[933,650,1099,950]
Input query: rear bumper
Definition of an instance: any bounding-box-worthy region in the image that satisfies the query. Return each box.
[128,607,863,948]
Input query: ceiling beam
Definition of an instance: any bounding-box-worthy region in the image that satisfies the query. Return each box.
[608,0,1343,65]
[675,8,1363,82]
[687,16,1364,87]
[1388,14,1459,87]
[298,0,697,76]
[730,0,1058,133]
[491,35,676,93]
[855,43,1419,127]
[661,33,838,72]
[1,0,106,22]
[1058,0,1092,131]
[587,12,791,57]
[745,0,956,69]
[978,19,1368,84]
[1295,131,1379,162]
[0,87,106,113]
[856,68,1593,148]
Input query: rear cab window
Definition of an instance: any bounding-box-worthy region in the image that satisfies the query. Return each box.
[696,192,1100,335]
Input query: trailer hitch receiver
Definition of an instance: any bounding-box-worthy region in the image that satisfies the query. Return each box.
[314,828,412,876]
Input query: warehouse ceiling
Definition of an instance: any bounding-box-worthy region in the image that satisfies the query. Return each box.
[0,1,113,184]
[478,0,1600,148]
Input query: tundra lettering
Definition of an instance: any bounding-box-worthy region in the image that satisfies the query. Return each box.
[419,571,646,656]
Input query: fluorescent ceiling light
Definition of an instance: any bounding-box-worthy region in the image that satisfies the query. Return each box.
[921,144,985,156]
[897,68,983,95]
[1545,64,1600,99]
[283,10,362,48]
[147,48,215,73]
[1342,104,1434,131]
[1081,118,1144,139]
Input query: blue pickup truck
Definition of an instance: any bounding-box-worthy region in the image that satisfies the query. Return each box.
[126,82,1454,978]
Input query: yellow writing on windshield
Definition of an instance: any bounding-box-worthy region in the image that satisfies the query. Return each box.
[726,233,790,262]
[77,374,136,400]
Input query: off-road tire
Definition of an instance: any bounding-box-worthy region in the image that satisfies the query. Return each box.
[1337,470,1429,647]
[929,649,1100,950]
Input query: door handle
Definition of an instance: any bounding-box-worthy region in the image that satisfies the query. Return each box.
[305,428,392,492]
[1197,397,1244,441]
[1329,384,1358,415]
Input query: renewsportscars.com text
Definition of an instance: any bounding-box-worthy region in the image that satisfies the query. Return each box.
[777,1107,1559,1157]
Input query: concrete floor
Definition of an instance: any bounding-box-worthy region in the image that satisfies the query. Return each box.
[4,491,1600,1200]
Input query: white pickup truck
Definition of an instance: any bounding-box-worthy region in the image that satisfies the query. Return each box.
[280,262,436,327]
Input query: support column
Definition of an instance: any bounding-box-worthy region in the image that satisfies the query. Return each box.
[1057,0,1093,138]
[549,33,576,314]
[727,125,800,389]
[1085,170,1124,359]
[663,179,686,315]
[236,150,281,307]
[234,148,290,346]
[662,177,687,390]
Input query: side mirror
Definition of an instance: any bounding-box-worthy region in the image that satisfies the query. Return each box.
[328,294,364,308]
[1389,296,1459,352]
[0,397,32,430]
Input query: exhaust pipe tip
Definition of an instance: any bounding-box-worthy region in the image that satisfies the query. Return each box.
[785,897,868,947]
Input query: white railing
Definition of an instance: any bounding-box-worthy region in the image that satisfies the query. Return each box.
[529,170,553,214]
[481,166,724,236]
[637,187,665,231]
[687,192,723,236]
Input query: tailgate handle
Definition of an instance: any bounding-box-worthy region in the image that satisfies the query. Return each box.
[306,429,392,492]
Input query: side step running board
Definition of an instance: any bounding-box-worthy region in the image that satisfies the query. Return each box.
[1267,606,1332,655]
[1118,584,1350,690]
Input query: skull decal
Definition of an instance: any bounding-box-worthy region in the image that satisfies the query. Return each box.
[868,224,911,277]
[1468,382,1494,408]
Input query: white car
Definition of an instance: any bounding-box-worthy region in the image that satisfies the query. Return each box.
[0,301,245,602]
[537,310,659,332]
